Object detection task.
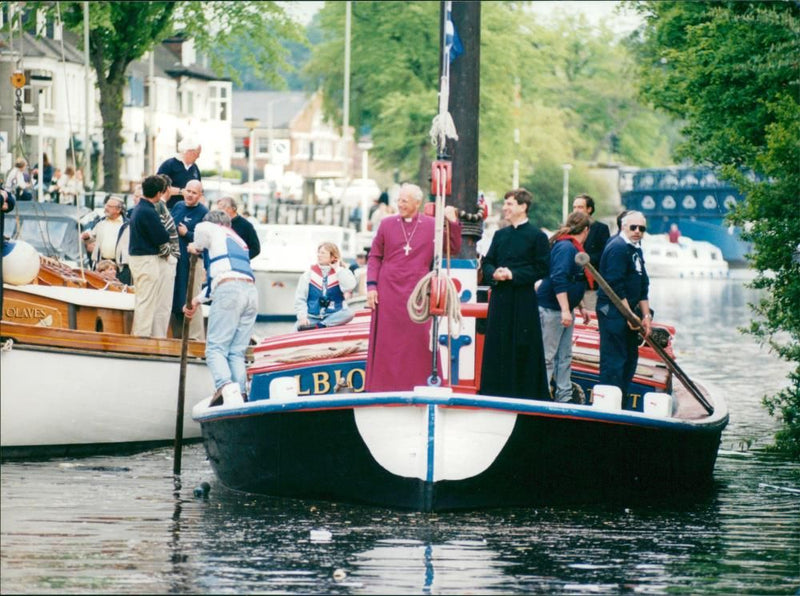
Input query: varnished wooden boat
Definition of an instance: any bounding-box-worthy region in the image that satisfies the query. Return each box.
[1,255,211,459]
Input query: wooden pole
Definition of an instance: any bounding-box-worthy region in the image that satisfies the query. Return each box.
[445,1,481,259]
[575,252,714,415]
[173,254,199,475]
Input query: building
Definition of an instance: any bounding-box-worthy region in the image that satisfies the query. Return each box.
[0,7,232,192]
[231,90,359,200]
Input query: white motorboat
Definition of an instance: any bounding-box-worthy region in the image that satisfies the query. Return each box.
[642,233,729,278]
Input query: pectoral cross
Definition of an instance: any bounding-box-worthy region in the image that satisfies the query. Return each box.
[403,243,411,256]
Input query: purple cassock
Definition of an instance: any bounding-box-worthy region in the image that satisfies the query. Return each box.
[365,213,462,391]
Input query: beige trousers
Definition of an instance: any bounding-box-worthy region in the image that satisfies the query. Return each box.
[186,259,206,341]
[152,257,177,338]
[129,254,162,337]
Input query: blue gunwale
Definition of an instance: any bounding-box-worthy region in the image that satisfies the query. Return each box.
[193,391,729,432]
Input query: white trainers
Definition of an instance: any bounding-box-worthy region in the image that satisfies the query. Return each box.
[221,382,245,406]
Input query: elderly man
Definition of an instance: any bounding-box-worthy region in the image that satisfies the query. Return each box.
[170,179,209,340]
[184,210,258,406]
[365,183,461,391]
[572,193,610,310]
[157,137,202,209]
[215,196,261,259]
[82,195,126,268]
[596,210,652,400]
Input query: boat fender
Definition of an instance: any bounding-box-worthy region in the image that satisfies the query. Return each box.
[591,385,622,411]
[643,392,674,417]
[269,376,299,400]
[2,240,41,285]
[193,482,211,498]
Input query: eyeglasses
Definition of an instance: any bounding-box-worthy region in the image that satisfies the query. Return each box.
[628,225,647,233]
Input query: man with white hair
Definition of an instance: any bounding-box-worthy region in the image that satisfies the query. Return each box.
[365,182,462,391]
[596,210,652,400]
[157,137,202,210]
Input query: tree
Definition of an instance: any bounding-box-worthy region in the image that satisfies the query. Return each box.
[38,1,303,192]
[305,1,679,209]
[630,1,800,457]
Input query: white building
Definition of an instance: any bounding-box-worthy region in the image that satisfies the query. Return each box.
[0,8,232,192]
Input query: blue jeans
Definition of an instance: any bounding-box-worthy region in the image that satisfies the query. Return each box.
[297,306,354,330]
[205,281,258,393]
[539,306,575,402]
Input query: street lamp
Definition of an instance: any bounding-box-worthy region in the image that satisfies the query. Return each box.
[357,137,373,233]
[244,116,260,215]
[562,163,572,223]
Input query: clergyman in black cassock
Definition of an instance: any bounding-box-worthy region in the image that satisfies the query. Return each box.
[479,189,551,400]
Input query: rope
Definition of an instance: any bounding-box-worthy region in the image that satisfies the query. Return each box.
[406,272,462,338]
[273,341,367,364]
[1,339,13,352]
[429,0,459,153]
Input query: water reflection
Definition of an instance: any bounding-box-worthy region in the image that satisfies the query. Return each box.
[1,279,798,594]
[350,538,509,594]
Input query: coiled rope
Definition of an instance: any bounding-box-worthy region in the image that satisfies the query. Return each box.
[407,272,461,338]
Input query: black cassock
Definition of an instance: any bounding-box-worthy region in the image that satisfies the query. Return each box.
[479,221,551,399]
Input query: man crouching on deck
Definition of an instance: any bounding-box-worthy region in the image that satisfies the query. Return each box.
[183,210,258,406]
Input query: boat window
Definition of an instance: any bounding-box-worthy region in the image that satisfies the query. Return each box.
[682,195,697,209]
[641,195,656,209]
[651,249,661,256]
[666,250,678,258]
[723,195,738,211]
[662,195,676,209]
[703,195,717,209]
[16,219,70,256]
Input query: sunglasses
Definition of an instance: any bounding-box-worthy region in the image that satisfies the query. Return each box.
[628,225,647,233]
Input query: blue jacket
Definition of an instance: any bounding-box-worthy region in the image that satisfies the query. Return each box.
[537,239,586,311]
[129,199,169,256]
[596,234,649,318]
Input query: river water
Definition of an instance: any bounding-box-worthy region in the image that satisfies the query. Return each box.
[2,276,798,594]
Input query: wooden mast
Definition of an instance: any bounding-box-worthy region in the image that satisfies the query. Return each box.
[440,1,481,260]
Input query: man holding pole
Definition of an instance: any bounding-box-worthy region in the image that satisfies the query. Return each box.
[596,210,652,400]
[183,210,257,406]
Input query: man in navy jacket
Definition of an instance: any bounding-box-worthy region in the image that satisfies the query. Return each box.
[596,210,652,400]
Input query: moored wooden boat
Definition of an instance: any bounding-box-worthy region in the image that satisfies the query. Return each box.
[0,254,212,459]
[193,261,729,511]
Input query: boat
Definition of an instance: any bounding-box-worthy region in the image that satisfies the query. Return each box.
[250,223,366,321]
[619,166,752,267]
[6,201,100,268]
[642,233,729,278]
[1,247,213,459]
[193,261,729,511]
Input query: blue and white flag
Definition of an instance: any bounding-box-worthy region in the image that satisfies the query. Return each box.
[444,1,463,63]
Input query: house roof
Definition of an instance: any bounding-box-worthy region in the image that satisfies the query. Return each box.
[232,91,310,129]
[0,30,83,63]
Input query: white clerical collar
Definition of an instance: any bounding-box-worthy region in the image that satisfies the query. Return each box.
[511,218,529,228]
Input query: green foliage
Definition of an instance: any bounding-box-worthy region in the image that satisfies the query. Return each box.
[305,1,679,213]
[632,1,800,457]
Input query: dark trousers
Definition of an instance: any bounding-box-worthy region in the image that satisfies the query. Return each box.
[597,311,640,399]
